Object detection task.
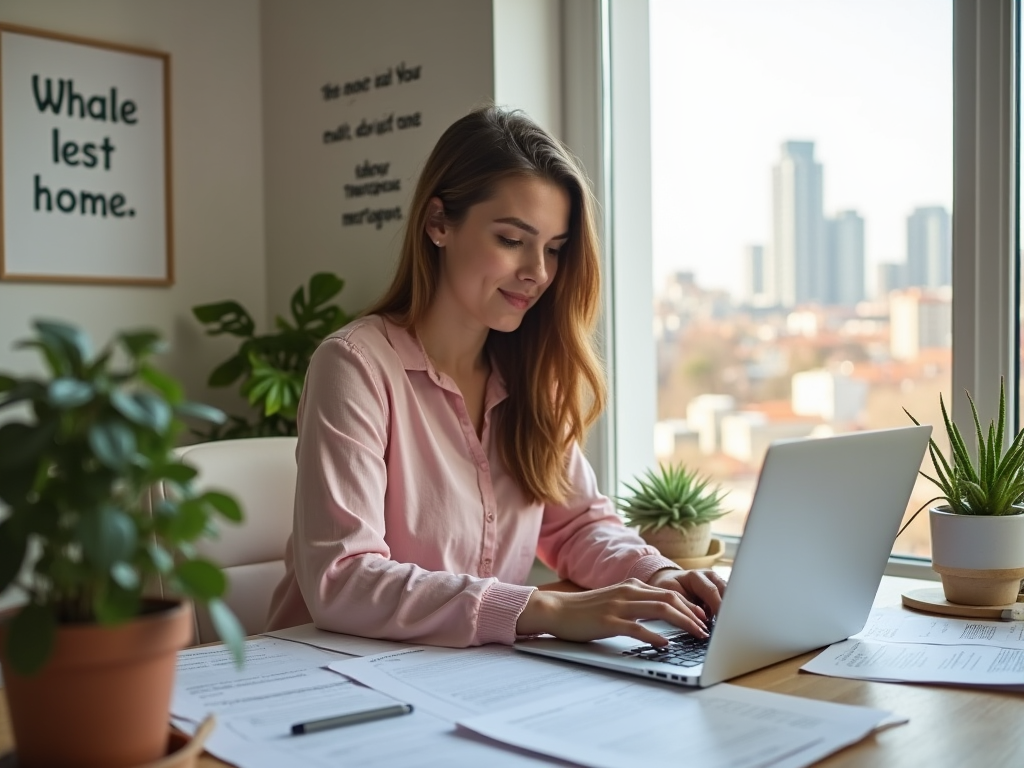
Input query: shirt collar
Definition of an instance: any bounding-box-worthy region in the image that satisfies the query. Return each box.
[379,315,509,406]
[381,315,429,372]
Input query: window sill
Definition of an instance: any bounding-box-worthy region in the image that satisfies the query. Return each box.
[719,536,940,582]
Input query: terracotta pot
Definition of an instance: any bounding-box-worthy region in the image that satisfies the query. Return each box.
[640,522,712,560]
[930,506,1024,606]
[0,599,193,768]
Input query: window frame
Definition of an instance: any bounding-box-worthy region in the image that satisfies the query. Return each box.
[573,0,1020,579]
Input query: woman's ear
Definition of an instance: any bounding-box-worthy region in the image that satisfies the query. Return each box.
[425,197,447,247]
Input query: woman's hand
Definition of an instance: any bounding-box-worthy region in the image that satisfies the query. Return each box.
[645,567,728,620]
[516,577,716,647]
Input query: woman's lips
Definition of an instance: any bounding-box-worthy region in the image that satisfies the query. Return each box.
[499,290,531,310]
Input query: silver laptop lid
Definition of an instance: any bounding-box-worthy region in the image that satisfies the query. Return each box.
[699,425,931,686]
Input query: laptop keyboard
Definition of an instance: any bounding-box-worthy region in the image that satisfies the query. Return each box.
[621,630,711,668]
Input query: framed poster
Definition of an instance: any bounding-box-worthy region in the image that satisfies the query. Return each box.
[0,23,172,285]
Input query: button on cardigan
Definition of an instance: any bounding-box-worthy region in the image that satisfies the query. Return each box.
[266,315,678,645]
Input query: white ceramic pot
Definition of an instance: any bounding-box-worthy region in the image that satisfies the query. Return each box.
[930,506,1024,606]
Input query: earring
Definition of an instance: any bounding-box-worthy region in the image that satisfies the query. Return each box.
[434,240,442,247]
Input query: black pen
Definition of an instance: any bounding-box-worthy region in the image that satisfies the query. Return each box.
[290,703,414,735]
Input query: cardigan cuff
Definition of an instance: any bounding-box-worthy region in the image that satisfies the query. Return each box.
[475,581,537,645]
[626,553,682,583]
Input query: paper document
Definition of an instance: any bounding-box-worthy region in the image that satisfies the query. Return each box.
[173,637,554,768]
[459,682,894,768]
[803,637,1024,688]
[264,621,417,657]
[174,637,355,721]
[329,643,896,768]
[856,607,1024,648]
[329,644,626,720]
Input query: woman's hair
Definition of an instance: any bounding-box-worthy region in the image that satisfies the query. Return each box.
[365,106,606,505]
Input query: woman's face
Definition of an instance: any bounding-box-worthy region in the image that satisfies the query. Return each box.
[428,175,570,333]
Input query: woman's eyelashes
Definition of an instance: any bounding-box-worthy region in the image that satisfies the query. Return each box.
[497,235,564,258]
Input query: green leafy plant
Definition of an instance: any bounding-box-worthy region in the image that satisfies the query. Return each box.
[192,272,350,439]
[0,320,245,675]
[905,377,1024,518]
[615,463,729,534]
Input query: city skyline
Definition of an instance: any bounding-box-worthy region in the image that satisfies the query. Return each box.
[740,138,949,308]
[650,0,952,297]
[659,136,952,305]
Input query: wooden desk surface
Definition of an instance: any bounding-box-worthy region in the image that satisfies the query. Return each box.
[3,575,1024,767]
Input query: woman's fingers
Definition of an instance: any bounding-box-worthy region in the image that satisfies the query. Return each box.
[636,576,710,622]
[518,578,719,643]
[655,569,728,616]
[684,571,726,614]
[607,617,679,648]
[617,599,709,640]
[616,580,708,623]
[592,584,710,638]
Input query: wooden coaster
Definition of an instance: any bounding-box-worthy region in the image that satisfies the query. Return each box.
[672,537,725,570]
[902,587,1024,620]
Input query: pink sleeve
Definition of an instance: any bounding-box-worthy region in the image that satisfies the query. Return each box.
[537,444,680,588]
[292,337,534,647]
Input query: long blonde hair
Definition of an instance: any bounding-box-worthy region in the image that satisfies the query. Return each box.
[365,106,605,504]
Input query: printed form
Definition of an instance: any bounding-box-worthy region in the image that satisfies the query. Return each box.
[172,637,556,768]
[802,607,1024,687]
[328,645,897,768]
[854,606,1024,647]
[264,621,417,657]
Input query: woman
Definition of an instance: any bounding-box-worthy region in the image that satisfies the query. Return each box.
[266,106,726,648]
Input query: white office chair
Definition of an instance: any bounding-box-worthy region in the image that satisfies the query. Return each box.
[148,436,297,644]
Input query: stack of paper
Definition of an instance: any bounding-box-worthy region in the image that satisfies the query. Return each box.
[329,645,900,768]
[172,638,556,767]
[803,607,1024,690]
[171,625,903,768]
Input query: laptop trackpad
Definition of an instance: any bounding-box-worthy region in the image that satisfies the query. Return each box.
[515,621,706,672]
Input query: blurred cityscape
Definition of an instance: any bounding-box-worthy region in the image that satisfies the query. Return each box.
[655,141,951,558]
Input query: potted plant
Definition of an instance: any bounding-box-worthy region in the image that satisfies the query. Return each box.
[905,378,1024,606]
[192,272,350,439]
[0,320,245,768]
[615,463,729,561]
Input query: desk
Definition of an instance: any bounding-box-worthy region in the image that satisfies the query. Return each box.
[3,575,1024,767]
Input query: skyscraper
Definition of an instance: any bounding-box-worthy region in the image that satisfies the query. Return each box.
[876,261,907,298]
[742,244,767,305]
[906,206,951,288]
[825,210,866,306]
[771,141,825,307]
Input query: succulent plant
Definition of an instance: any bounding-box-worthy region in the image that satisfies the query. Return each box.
[905,377,1024,517]
[615,463,729,534]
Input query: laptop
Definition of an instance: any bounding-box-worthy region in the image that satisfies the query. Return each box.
[515,425,931,687]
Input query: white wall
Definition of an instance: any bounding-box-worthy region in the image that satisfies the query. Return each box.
[608,0,656,492]
[493,0,562,139]
[0,0,265,417]
[260,0,497,320]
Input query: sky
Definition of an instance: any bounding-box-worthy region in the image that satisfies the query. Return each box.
[649,0,953,297]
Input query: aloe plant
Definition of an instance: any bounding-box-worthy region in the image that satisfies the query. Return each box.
[615,463,729,534]
[905,377,1024,517]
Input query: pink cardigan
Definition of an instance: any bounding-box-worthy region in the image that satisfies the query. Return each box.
[265,316,677,645]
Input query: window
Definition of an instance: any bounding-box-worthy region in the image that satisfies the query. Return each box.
[648,0,953,559]
[585,0,1018,573]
